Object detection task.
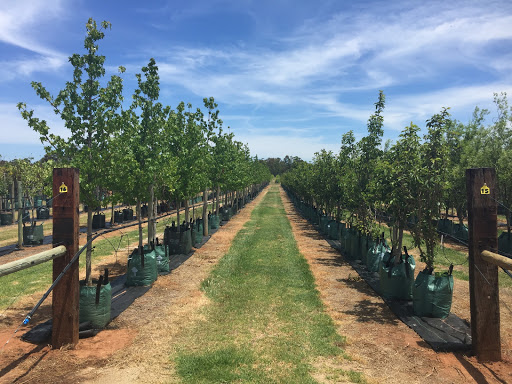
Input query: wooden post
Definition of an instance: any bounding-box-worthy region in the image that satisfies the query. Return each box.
[466,167,501,362]
[52,168,80,348]
[17,181,23,248]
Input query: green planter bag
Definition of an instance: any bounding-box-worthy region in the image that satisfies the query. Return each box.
[165,228,180,255]
[179,230,192,254]
[359,235,369,265]
[328,220,339,240]
[498,232,512,255]
[210,214,220,229]
[79,283,112,329]
[452,223,469,242]
[23,223,44,245]
[194,222,203,245]
[367,241,388,273]
[341,225,350,253]
[413,269,454,318]
[149,245,169,273]
[0,213,13,225]
[126,249,158,286]
[337,222,346,245]
[437,218,453,236]
[379,251,415,300]
[348,229,360,261]
[319,216,329,234]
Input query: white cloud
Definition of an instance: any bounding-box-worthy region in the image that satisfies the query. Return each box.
[0,0,68,79]
[0,0,64,55]
[0,103,67,145]
[151,1,512,118]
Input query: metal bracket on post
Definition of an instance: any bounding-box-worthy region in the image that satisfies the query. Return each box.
[52,168,80,348]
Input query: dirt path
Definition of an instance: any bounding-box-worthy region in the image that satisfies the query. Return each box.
[0,188,268,384]
[280,187,512,384]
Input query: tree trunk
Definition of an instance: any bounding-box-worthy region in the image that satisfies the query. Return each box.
[30,195,35,224]
[216,186,220,215]
[457,204,464,225]
[391,222,400,264]
[111,201,114,226]
[11,180,15,224]
[397,227,404,264]
[203,187,208,236]
[137,199,143,255]
[176,199,181,232]
[85,209,93,285]
[148,184,155,245]
[185,199,189,225]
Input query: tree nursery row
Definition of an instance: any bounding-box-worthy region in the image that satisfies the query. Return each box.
[8,17,272,289]
[282,90,512,319]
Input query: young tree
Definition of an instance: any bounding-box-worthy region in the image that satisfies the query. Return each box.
[169,102,207,227]
[18,18,125,285]
[311,150,337,216]
[410,108,451,272]
[353,91,385,235]
[379,123,421,263]
[128,58,173,247]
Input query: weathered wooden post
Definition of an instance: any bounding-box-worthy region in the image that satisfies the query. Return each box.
[466,167,501,361]
[52,168,80,348]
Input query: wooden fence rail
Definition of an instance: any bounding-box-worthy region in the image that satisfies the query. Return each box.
[0,245,66,278]
[481,250,512,271]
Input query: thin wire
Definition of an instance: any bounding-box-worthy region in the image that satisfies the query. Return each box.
[440,234,469,266]
[437,229,470,248]
[474,264,492,286]
[13,192,65,224]
[0,323,24,354]
[0,283,31,320]
[486,195,512,214]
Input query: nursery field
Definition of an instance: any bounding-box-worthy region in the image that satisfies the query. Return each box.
[0,184,511,383]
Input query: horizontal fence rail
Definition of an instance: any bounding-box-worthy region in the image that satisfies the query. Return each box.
[0,245,66,278]
[481,250,512,271]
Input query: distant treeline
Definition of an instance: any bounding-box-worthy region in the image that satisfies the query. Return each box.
[262,156,305,176]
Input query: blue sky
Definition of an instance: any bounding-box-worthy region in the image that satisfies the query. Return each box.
[1,0,512,161]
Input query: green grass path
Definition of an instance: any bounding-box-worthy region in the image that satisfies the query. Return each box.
[172,186,360,383]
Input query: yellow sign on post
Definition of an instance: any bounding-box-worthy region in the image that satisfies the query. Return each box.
[480,183,490,195]
[59,182,68,193]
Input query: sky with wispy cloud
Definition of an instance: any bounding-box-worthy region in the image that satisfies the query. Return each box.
[1,0,511,161]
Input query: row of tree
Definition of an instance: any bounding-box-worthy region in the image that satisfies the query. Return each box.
[0,157,54,217]
[282,91,512,274]
[16,19,272,285]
